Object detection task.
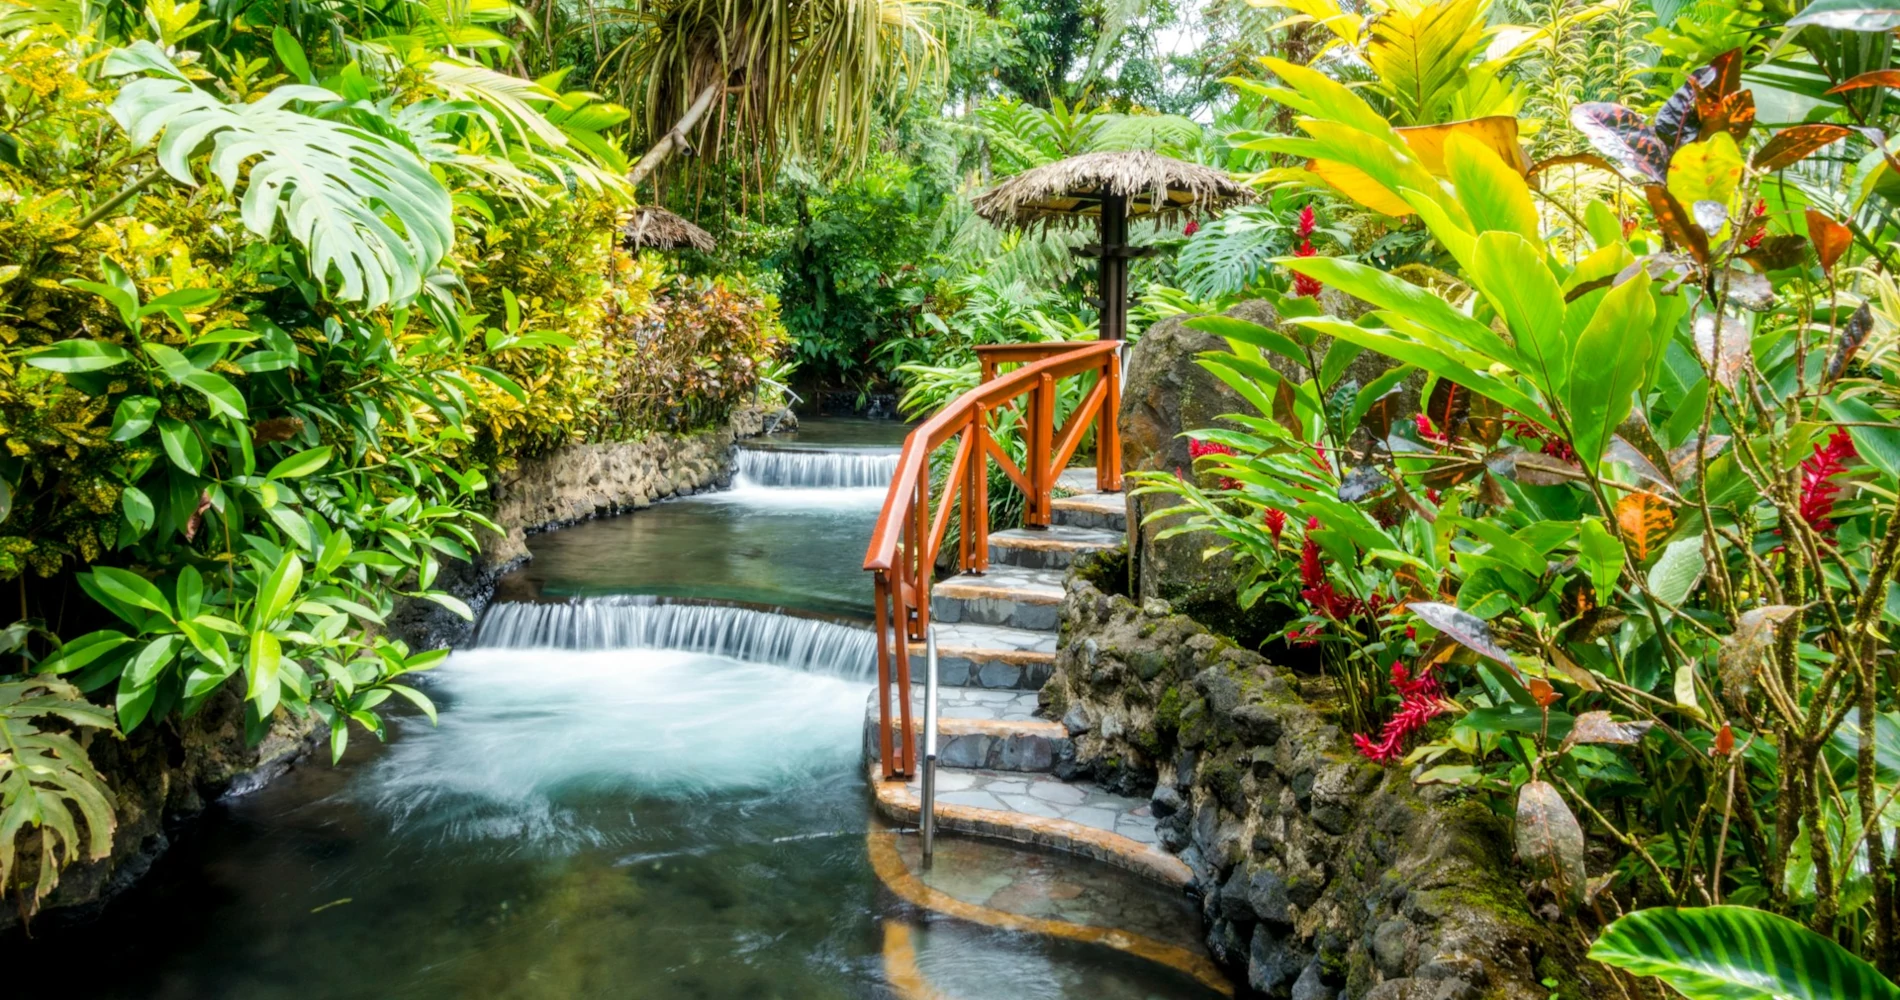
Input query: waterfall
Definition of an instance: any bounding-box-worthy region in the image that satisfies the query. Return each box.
[733,447,898,489]
[473,597,876,679]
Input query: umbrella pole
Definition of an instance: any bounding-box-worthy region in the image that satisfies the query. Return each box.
[1098,193,1128,341]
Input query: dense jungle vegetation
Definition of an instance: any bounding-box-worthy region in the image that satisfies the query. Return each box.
[7,0,1900,995]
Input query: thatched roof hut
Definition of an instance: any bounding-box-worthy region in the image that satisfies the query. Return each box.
[971,150,1252,229]
[620,206,715,252]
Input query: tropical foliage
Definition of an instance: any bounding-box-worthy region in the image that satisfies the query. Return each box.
[1133,0,1900,983]
[0,0,782,915]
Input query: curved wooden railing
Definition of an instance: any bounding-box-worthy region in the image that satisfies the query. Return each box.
[865,340,1123,779]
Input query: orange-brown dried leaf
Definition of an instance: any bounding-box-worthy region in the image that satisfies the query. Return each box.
[1614,491,1675,561]
[1806,208,1853,272]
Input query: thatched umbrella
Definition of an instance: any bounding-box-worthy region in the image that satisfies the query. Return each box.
[971,150,1252,340]
[620,206,716,253]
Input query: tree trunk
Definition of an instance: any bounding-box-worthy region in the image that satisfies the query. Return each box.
[626,81,723,189]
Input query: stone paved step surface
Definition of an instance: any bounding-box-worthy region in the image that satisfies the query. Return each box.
[988,525,1125,570]
[871,763,1185,886]
[866,687,1069,772]
[911,622,1057,691]
[1050,491,1127,532]
[1055,468,1102,492]
[931,565,1067,631]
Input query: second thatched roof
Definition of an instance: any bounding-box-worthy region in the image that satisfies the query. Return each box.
[620,206,716,252]
[971,150,1252,229]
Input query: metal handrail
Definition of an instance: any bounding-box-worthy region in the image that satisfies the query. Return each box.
[863,339,1123,779]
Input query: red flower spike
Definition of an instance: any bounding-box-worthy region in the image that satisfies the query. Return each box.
[1188,438,1240,490]
[1291,204,1323,297]
[1264,507,1287,543]
[1184,219,1200,236]
[1799,429,1858,533]
[1354,662,1447,763]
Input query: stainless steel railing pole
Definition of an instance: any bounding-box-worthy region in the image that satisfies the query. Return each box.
[921,624,940,867]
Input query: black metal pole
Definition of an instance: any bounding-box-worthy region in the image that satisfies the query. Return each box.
[1099,192,1127,341]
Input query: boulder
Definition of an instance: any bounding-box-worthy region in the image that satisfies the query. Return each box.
[1121,300,1277,642]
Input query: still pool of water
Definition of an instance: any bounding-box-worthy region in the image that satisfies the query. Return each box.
[6,420,1223,999]
[498,484,890,617]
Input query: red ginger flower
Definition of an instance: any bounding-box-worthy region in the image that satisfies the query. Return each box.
[1184,218,1200,236]
[1188,438,1240,490]
[1298,518,1390,622]
[1264,507,1287,543]
[1291,204,1323,298]
[1354,662,1447,763]
[1800,429,1858,533]
[1414,413,1448,446]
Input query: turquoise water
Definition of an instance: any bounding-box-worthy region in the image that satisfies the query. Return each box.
[6,420,1222,1000]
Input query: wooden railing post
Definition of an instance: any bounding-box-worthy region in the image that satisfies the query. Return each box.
[1101,348,1122,492]
[873,573,896,778]
[1030,373,1054,527]
[971,404,990,573]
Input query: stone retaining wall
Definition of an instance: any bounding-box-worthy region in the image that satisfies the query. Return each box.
[385,404,793,648]
[1042,571,1607,1000]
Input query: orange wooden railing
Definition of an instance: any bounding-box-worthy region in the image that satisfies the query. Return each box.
[864,340,1123,779]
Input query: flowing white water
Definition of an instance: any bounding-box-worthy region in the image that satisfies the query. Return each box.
[473,596,877,678]
[357,647,868,850]
[733,446,899,488]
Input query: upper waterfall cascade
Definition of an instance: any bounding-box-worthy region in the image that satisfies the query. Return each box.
[733,447,898,489]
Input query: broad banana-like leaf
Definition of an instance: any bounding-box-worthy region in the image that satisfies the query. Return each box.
[1303,116,1527,218]
[104,41,453,309]
[1589,905,1900,1000]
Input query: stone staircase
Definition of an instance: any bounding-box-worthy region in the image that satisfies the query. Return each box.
[867,469,1193,891]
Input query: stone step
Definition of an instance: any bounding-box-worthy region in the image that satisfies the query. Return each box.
[1055,467,1104,492]
[988,525,1125,570]
[1051,490,1127,533]
[865,687,1070,773]
[930,565,1067,631]
[909,621,1057,691]
[869,763,1187,887]
[868,835,1232,998]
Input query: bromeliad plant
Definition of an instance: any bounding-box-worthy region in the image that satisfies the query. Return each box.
[1137,39,1900,981]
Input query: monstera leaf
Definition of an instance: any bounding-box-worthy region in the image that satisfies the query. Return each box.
[1589,906,1900,1000]
[103,41,454,309]
[0,676,119,915]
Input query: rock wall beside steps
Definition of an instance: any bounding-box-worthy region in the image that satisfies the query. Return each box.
[1041,572,1608,1000]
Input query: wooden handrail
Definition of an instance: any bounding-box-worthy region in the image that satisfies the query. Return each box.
[864,340,1124,779]
[974,341,1102,384]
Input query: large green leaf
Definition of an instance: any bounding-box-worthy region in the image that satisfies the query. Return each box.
[1567,272,1656,469]
[1469,232,1567,398]
[1589,905,1900,1000]
[104,42,453,308]
[21,339,136,373]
